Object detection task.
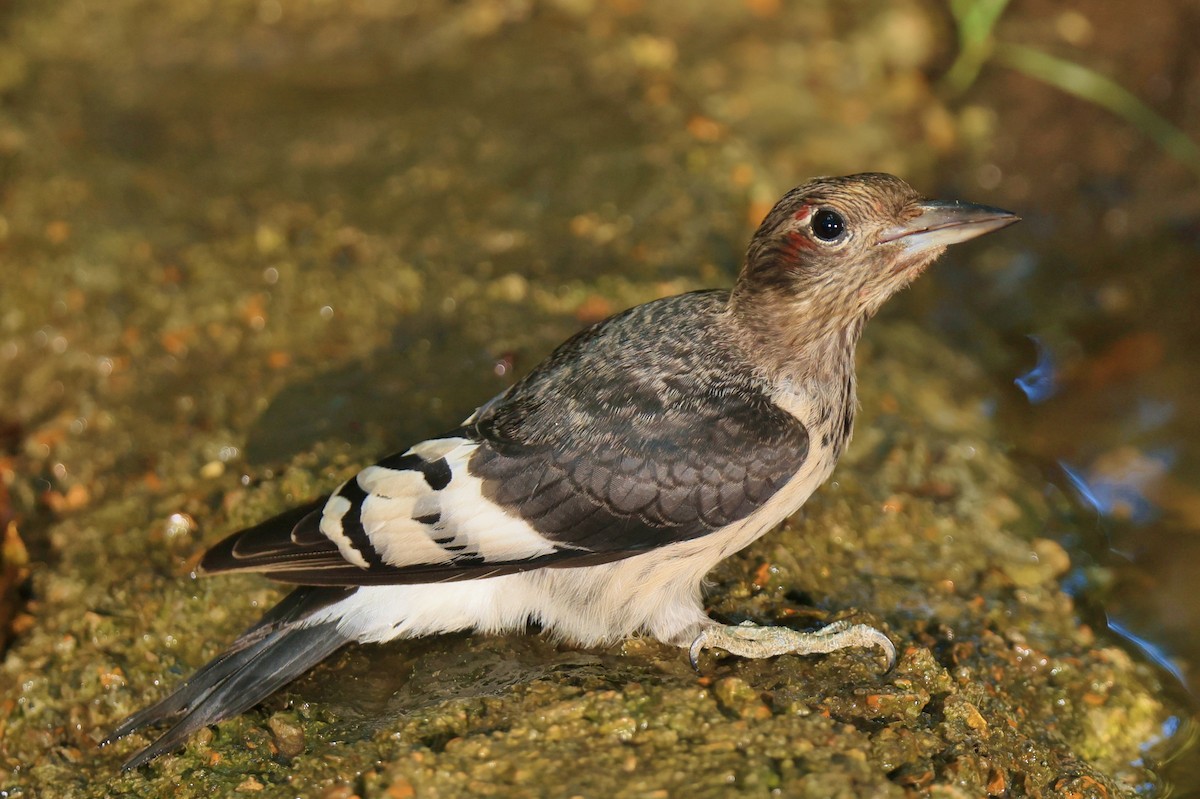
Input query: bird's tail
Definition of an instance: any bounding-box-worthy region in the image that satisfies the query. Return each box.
[102,585,355,770]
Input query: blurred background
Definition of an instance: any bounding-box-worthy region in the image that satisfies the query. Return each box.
[0,0,1198,793]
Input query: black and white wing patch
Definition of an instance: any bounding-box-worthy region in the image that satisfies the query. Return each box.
[202,435,605,585]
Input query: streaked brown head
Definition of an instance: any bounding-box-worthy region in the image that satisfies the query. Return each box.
[733,173,1018,327]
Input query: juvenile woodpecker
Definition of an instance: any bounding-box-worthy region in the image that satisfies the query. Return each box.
[106,173,1018,769]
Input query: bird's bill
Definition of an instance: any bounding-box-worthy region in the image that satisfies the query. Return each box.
[876,200,1019,253]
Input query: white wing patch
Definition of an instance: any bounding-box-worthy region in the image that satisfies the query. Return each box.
[317,436,569,572]
[318,494,370,568]
[408,437,464,462]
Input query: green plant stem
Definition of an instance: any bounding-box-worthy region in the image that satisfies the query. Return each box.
[996,43,1200,179]
[942,0,1011,96]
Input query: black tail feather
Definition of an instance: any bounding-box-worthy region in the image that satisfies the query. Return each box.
[103,586,354,770]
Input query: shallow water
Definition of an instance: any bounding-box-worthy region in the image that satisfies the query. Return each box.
[895,4,1200,785]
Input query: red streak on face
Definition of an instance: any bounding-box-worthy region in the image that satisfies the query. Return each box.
[783,230,816,256]
[777,204,816,260]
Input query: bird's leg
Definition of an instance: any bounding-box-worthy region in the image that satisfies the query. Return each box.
[688,619,896,670]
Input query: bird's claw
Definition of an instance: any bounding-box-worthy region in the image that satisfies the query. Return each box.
[688,630,707,671]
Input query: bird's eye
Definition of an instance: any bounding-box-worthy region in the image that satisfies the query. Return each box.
[812,209,845,241]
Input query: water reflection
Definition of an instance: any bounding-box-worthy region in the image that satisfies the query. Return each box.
[1107,618,1188,694]
[1014,335,1059,403]
[1061,449,1176,527]
[1014,334,1192,693]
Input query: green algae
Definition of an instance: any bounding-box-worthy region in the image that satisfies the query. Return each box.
[0,0,1188,796]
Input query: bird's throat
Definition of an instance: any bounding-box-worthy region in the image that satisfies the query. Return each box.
[727,292,866,386]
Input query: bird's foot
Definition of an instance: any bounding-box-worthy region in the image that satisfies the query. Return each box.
[688,619,895,671]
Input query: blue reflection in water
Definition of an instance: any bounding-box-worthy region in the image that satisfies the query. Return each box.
[1146,713,1182,750]
[1108,618,1189,694]
[1014,335,1059,403]
[1060,448,1176,526]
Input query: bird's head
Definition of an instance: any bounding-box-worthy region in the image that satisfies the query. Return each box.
[733,173,1018,329]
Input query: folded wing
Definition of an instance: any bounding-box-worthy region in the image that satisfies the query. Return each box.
[203,292,811,587]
